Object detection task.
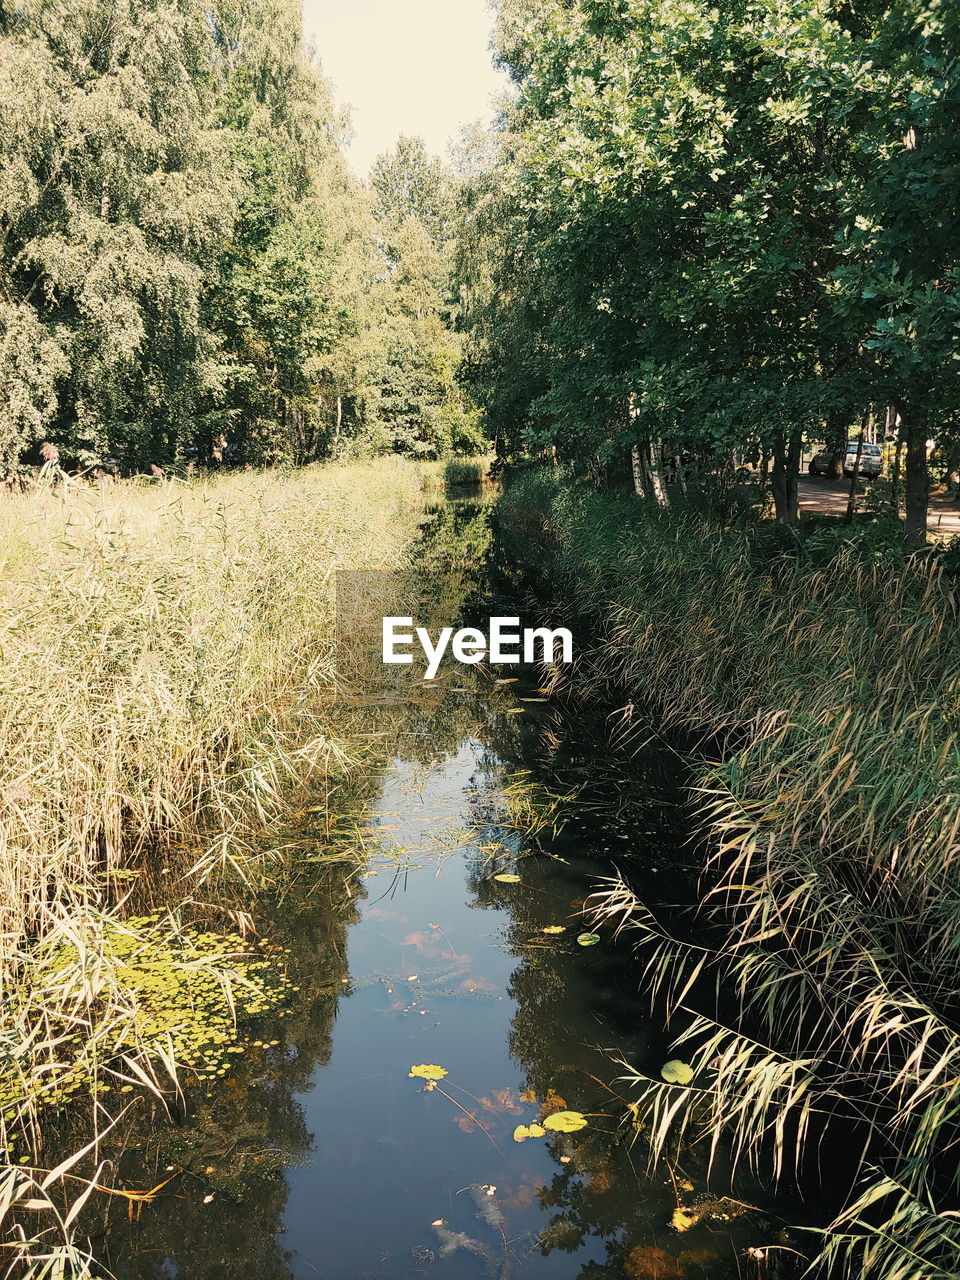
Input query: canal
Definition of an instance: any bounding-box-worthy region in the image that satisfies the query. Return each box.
[89,494,790,1280]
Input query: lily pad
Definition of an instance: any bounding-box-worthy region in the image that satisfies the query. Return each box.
[660,1060,694,1085]
[409,1064,448,1081]
[542,1110,588,1133]
[513,1122,546,1142]
[577,932,600,947]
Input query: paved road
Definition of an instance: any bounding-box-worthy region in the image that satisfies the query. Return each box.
[798,476,960,537]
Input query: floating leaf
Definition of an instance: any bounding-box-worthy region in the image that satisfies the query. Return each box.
[542,926,565,935]
[660,1060,694,1086]
[494,874,521,883]
[513,1122,547,1142]
[519,1087,537,1103]
[542,1110,588,1133]
[670,1206,699,1232]
[577,932,600,947]
[409,1064,448,1081]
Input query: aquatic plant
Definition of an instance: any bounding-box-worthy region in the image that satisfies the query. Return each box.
[501,469,960,1279]
[0,460,428,1266]
[0,915,292,1145]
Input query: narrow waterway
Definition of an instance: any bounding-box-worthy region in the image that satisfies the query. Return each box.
[90,495,790,1280]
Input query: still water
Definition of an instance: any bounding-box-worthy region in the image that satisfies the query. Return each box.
[93,499,787,1280]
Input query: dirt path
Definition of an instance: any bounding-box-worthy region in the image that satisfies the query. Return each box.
[798,476,960,537]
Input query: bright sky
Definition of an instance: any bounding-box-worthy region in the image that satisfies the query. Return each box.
[302,0,509,175]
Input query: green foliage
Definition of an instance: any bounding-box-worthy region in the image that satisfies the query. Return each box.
[0,0,234,470]
[366,137,481,458]
[0,5,474,472]
[461,0,959,533]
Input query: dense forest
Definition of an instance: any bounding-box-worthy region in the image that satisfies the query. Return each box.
[460,0,959,545]
[0,0,481,472]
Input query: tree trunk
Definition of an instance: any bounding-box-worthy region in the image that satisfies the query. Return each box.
[649,439,668,507]
[823,414,848,478]
[631,445,648,499]
[771,431,801,524]
[333,394,342,459]
[899,403,928,550]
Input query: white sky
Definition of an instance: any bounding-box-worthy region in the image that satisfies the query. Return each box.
[302,0,509,175]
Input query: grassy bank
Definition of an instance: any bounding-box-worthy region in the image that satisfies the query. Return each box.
[0,460,426,1266]
[499,470,960,1279]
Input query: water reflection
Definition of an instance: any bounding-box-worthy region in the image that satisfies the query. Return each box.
[87,498,790,1279]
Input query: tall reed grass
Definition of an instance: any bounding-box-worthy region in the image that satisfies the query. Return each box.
[0,460,426,1270]
[500,470,960,1279]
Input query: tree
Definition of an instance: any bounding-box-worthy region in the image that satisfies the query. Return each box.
[0,0,234,471]
[365,137,481,457]
[463,0,958,539]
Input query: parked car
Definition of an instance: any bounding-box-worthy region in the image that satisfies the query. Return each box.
[842,442,883,478]
[808,448,837,476]
[808,443,884,478]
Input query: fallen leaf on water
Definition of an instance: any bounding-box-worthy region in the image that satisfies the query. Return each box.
[670,1207,700,1233]
[542,1110,588,1133]
[542,926,565,935]
[494,874,522,883]
[660,1060,694,1086]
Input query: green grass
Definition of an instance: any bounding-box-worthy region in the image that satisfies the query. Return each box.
[419,455,495,494]
[0,459,427,1273]
[499,469,960,1280]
